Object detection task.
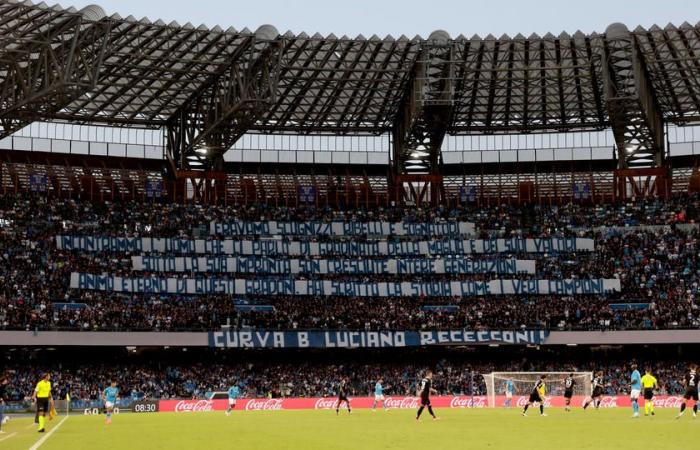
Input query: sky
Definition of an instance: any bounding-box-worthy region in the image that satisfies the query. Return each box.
[64,0,699,38]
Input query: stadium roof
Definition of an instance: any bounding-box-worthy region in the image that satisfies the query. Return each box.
[2,1,700,171]
[2,0,700,134]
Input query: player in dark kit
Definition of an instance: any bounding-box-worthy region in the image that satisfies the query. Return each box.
[583,371,604,410]
[335,378,351,414]
[677,363,699,419]
[416,370,438,421]
[521,374,547,417]
[563,374,576,412]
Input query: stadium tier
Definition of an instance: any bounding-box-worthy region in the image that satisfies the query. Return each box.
[4,1,700,448]
[1,346,698,403]
[0,194,699,333]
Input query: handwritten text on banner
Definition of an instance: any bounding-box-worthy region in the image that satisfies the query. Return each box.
[71,273,620,296]
[208,330,549,348]
[210,221,475,237]
[58,236,594,256]
[131,256,536,275]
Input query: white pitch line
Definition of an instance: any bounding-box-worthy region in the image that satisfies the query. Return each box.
[28,416,68,450]
[0,432,18,442]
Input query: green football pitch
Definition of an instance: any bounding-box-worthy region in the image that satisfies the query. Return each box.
[0,408,695,450]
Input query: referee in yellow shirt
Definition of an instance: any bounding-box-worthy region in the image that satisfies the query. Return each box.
[640,367,658,417]
[32,373,54,433]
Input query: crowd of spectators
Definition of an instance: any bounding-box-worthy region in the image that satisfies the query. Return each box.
[1,193,700,332]
[2,292,695,331]
[1,192,696,238]
[1,357,693,402]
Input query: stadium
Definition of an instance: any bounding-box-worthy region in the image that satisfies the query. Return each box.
[2,0,700,448]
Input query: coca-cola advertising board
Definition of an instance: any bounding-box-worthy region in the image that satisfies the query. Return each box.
[500,395,685,409]
[159,395,687,412]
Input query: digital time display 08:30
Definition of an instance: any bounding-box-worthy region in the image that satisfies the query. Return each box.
[132,400,159,413]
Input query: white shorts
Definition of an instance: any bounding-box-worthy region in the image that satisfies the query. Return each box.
[375,394,385,401]
[105,401,115,409]
[505,392,513,399]
[630,389,641,400]
[228,399,236,406]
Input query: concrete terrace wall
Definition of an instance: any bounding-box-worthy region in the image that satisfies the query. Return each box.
[2,330,700,347]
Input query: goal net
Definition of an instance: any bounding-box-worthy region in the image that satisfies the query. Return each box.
[483,372,593,407]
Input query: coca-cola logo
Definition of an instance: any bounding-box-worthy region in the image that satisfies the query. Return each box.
[450,397,487,408]
[245,399,285,411]
[598,396,618,408]
[174,400,214,413]
[654,396,683,408]
[516,396,552,407]
[385,397,420,409]
[574,396,616,408]
[314,398,338,410]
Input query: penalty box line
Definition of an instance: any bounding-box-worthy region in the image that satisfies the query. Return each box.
[29,416,69,450]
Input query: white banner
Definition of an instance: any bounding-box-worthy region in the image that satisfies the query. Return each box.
[210,221,475,237]
[131,256,537,275]
[58,236,595,256]
[71,273,620,297]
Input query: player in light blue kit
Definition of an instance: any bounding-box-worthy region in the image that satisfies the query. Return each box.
[504,379,515,408]
[372,378,387,411]
[630,363,642,418]
[102,381,119,425]
[226,383,240,416]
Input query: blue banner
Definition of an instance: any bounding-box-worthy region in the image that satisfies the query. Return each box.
[235,305,275,312]
[573,183,591,200]
[459,185,477,202]
[52,302,87,310]
[297,185,316,204]
[208,330,549,348]
[609,303,650,311]
[421,305,460,312]
[29,174,48,192]
[71,273,621,296]
[145,180,163,198]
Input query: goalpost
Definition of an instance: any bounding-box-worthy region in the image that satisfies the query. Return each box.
[483,372,593,407]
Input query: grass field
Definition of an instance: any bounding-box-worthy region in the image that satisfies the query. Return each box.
[0,408,695,450]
